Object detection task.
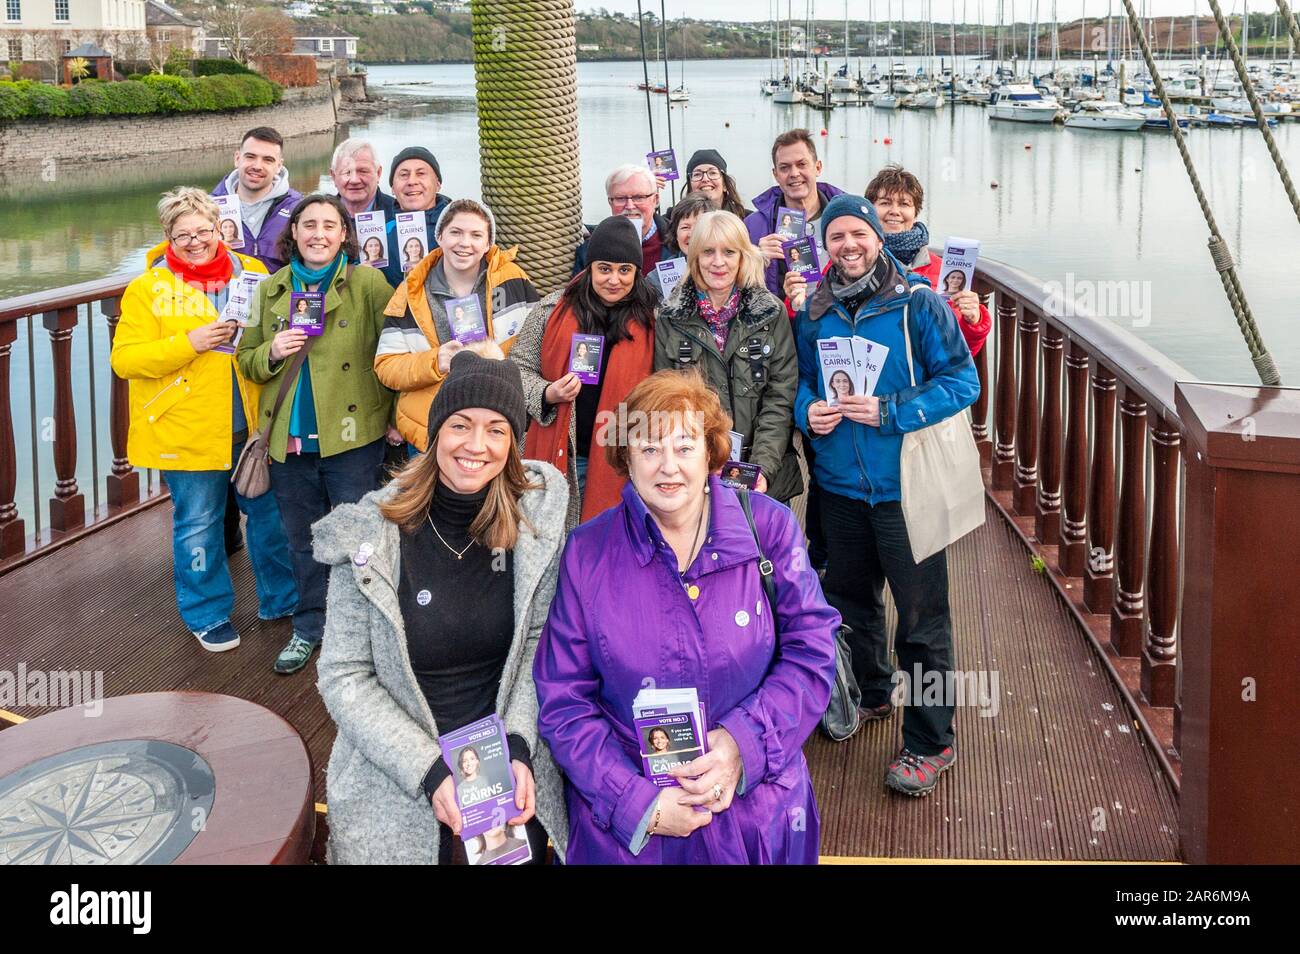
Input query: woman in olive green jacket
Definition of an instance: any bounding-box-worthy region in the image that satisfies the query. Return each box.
[653,210,803,503]
[237,193,400,675]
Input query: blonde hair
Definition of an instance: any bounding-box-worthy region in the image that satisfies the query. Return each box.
[686,210,765,291]
[157,187,220,237]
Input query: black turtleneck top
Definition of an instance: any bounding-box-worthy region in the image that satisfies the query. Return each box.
[399,479,529,797]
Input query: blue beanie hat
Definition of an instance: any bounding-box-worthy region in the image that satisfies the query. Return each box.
[820,194,885,245]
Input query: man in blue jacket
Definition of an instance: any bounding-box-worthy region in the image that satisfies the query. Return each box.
[381,145,451,288]
[790,194,980,798]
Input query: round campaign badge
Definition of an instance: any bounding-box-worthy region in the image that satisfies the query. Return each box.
[417,589,432,607]
[735,610,751,627]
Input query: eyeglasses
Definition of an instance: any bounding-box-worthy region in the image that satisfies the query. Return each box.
[171,228,215,246]
[689,169,722,182]
[608,193,656,207]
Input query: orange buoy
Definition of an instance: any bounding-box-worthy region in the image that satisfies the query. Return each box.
[883,137,892,145]
[820,128,828,136]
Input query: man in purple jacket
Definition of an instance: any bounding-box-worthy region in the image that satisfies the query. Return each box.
[211,126,302,275]
[743,128,845,299]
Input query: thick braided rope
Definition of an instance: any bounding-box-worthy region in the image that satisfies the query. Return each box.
[471,0,583,294]
[1120,0,1282,385]
[1207,0,1300,229]
[1277,0,1300,52]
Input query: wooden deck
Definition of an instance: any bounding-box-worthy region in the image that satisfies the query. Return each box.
[0,495,1180,861]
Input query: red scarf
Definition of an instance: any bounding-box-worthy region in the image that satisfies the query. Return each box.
[164,242,234,293]
[525,296,655,523]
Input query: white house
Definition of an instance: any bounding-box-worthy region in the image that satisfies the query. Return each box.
[2,0,148,65]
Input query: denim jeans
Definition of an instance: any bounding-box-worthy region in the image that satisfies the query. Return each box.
[162,443,298,635]
[574,455,589,496]
[270,438,384,646]
[819,490,956,755]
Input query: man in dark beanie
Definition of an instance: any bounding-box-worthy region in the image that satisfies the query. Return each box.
[379,145,452,286]
[790,191,980,799]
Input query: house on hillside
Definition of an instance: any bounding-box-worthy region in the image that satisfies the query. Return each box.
[144,0,204,57]
[203,17,358,62]
[2,0,147,75]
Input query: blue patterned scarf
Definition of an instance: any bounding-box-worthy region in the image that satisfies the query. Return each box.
[882,221,930,268]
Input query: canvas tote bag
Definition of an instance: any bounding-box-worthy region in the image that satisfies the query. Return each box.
[898,302,985,563]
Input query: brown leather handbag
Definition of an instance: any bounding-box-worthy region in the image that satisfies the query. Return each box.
[231,338,316,498]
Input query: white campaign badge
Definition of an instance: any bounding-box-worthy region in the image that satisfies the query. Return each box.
[735,610,750,627]
[417,589,432,606]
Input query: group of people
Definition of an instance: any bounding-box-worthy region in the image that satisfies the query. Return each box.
[111,122,991,865]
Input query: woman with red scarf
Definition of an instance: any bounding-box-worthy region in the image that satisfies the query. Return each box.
[513,216,658,529]
[111,187,297,653]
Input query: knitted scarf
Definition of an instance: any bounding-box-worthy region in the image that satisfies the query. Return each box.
[882,221,930,267]
[695,285,739,351]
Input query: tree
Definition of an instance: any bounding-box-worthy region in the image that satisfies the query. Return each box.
[205,2,295,65]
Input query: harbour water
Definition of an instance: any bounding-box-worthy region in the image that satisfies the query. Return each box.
[3,57,1297,533]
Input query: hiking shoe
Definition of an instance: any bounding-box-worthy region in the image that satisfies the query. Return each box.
[885,746,957,797]
[274,633,319,674]
[195,621,241,653]
[859,702,895,721]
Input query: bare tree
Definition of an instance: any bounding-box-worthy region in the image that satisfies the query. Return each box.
[204,1,294,65]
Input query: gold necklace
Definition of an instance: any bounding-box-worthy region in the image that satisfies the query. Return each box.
[427,513,475,560]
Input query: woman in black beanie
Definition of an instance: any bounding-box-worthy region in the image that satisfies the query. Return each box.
[313,348,571,864]
[513,216,658,529]
[684,148,753,219]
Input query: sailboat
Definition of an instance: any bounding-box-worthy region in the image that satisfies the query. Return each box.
[872,0,902,107]
[772,0,804,103]
[669,21,689,101]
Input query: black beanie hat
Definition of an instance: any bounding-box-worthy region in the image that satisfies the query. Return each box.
[585,215,643,268]
[685,148,728,181]
[426,350,527,445]
[389,146,442,187]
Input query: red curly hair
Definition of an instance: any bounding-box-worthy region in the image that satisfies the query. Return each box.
[603,369,733,478]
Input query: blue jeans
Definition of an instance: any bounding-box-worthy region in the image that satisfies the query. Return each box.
[162,444,298,634]
[270,438,384,645]
[575,455,588,496]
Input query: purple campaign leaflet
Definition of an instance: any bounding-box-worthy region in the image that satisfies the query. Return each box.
[782,236,821,279]
[465,823,532,866]
[634,709,707,788]
[568,333,604,385]
[438,714,517,840]
[647,148,679,181]
[447,294,487,344]
[719,461,762,491]
[289,291,325,336]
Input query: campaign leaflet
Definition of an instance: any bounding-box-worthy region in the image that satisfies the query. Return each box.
[465,823,532,866]
[818,336,890,405]
[727,430,744,462]
[438,715,525,857]
[647,148,680,181]
[720,461,762,491]
[939,236,980,298]
[447,294,487,344]
[569,333,604,385]
[782,235,820,280]
[289,291,324,336]
[395,212,429,273]
[655,257,688,300]
[354,211,388,269]
[214,271,268,354]
[632,688,708,788]
[213,194,245,250]
[775,206,806,241]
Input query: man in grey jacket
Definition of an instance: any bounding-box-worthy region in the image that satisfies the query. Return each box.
[211,126,302,274]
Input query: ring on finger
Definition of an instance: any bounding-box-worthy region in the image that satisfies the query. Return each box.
[712,783,723,802]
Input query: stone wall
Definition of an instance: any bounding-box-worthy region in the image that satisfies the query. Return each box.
[0,81,340,167]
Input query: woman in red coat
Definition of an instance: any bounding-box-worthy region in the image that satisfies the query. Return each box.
[865,164,992,357]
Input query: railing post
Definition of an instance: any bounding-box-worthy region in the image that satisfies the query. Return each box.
[0,321,24,559]
[1176,383,1300,864]
[970,281,993,466]
[1035,323,1064,546]
[43,307,85,533]
[103,297,139,510]
[1014,303,1040,515]
[1083,363,1116,615]
[1059,340,1089,576]
[992,294,1018,491]
[1142,418,1180,708]
[1110,386,1148,657]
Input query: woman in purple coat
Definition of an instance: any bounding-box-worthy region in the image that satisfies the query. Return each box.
[534,369,840,864]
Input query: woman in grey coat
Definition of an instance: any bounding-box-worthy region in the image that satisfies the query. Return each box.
[314,350,569,864]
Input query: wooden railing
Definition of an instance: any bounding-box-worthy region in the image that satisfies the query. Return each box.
[970,256,1191,786]
[0,276,167,572]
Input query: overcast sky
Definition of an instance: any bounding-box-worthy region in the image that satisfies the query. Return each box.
[579,2,1256,23]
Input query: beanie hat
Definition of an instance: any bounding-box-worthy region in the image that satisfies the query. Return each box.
[426,350,526,445]
[685,148,728,181]
[389,146,442,187]
[584,215,643,268]
[819,194,885,245]
[434,199,496,245]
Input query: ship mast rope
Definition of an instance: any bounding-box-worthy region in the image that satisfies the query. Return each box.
[1277,0,1300,53]
[1120,0,1282,385]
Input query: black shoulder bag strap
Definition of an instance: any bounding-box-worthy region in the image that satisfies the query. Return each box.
[737,488,778,619]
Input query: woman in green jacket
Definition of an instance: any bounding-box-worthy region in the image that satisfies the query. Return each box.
[237,193,400,675]
[652,210,803,503]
